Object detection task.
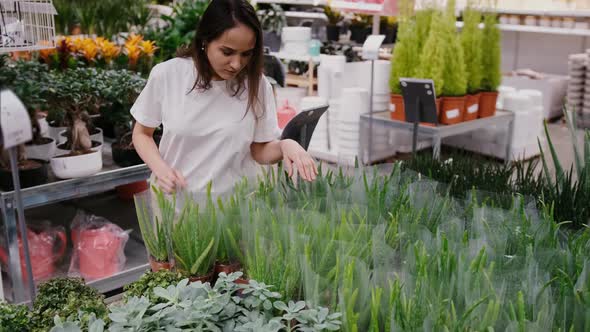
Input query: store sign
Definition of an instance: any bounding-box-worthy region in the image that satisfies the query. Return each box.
[0,89,32,148]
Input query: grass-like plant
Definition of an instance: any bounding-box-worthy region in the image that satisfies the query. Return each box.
[134,186,174,263]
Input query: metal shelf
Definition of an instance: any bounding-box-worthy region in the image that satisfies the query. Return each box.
[252,0,326,6]
[270,51,321,63]
[456,21,590,37]
[1,141,151,303]
[330,0,383,13]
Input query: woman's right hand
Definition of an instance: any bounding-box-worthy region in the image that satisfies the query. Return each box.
[153,164,187,194]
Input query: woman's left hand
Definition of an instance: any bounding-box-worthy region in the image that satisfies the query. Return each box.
[280,139,317,182]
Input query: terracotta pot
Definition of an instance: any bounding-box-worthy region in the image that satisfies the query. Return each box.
[188,271,214,284]
[479,91,499,118]
[234,277,250,296]
[389,94,405,121]
[149,256,172,272]
[116,180,149,201]
[214,261,241,275]
[440,96,466,125]
[0,227,66,282]
[464,93,481,121]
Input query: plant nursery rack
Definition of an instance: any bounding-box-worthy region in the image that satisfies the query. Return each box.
[360,110,516,162]
[0,141,151,304]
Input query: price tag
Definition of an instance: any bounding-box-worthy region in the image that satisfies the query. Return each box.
[362,35,386,61]
[1,89,32,148]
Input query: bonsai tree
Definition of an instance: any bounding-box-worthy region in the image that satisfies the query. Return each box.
[461,3,483,95]
[481,11,501,93]
[416,11,446,98]
[47,68,108,155]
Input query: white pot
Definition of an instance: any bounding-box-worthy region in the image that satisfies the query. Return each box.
[50,150,103,179]
[58,128,104,145]
[503,92,532,112]
[48,124,67,142]
[539,17,551,27]
[25,138,56,162]
[55,141,103,157]
[281,27,311,42]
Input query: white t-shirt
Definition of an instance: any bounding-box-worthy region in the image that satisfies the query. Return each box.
[131,57,281,195]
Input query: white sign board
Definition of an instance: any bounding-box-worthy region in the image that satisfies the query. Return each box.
[1,89,32,148]
[362,34,386,61]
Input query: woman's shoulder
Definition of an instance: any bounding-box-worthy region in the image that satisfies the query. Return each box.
[150,57,195,80]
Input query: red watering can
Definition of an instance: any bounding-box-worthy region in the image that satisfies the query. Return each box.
[0,227,67,282]
[72,223,128,280]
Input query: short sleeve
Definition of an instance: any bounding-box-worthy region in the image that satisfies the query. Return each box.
[253,76,281,142]
[130,64,164,128]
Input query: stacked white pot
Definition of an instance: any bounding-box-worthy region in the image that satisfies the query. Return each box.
[568,53,586,112]
[303,96,329,152]
[281,27,311,56]
[317,55,346,101]
[336,88,369,164]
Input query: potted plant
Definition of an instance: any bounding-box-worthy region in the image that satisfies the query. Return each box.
[479,10,501,118]
[416,11,446,117]
[136,186,175,272]
[259,4,286,52]
[0,61,52,190]
[349,14,372,44]
[47,68,106,179]
[461,4,483,121]
[324,6,343,42]
[440,1,467,125]
[380,16,397,44]
[214,195,244,277]
[172,187,219,283]
[388,13,418,121]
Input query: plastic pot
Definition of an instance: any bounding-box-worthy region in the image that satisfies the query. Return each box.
[214,261,241,275]
[464,93,481,121]
[389,94,405,121]
[326,25,340,41]
[0,159,48,191]
[50,149,102,179]
[440,96,466,125]
[188,271,214,284]
[149,256,172,272]
[25,138,56,162]
[479,91,499,118]
[72,223,128,280]
[112,142,143,167]
[116,180,149,201]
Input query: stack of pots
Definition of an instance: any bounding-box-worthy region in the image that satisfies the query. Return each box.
[336,88,369,164]
[568,53,586,113]
[303,96,329,151]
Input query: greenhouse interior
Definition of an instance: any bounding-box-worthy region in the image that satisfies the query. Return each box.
[1,0,590,330]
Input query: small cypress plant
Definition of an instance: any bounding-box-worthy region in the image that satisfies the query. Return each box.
[481,11,502,92]
[461,4,484,94]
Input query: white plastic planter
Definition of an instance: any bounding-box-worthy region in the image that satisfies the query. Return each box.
[50,150,103,179]
[48,124,67,142]
[58,128,103,145]
[55,141,103,157]
[281,27,311,56]
[25,138,56,162]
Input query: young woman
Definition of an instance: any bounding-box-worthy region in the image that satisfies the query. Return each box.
[131,0,317,194]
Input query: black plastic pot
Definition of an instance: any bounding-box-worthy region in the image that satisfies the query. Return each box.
[112,142,143,167]
[326,25,340,42]
[263,31,281,52]
[0,159,48,191]
[94,116,116,139]
[380,24,398,44]
[350,26,370,44]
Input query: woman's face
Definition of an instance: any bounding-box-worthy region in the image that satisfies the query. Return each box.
[206,22,256,81]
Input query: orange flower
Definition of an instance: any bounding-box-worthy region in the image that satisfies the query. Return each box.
[37,40,56,62]
[124,42,142,66]
[57,36,76,53]
[139,40,158,57]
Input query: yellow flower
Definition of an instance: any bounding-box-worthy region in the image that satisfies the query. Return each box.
[79,38,99,62]
[139,40,158,57]
[126,33,143,46]
[100,40,120,63]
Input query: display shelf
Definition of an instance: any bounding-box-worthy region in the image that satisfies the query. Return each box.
[330,0,383,13]
[270,51,321,63]
[252,0,326,6]
[0,141,151,303]
[478,8,590,18]
[285,11,327,20]
[456,21,590,37]
[286,73,317,88]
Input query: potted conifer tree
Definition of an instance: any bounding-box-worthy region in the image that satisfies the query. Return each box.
[440,0,467,125]
[461,4,483,121]
[417,11,446,117]
[479,10,502,118]
[388,4,418,121]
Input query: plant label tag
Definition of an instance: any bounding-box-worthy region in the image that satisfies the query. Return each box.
[446,109,460,119]
[468,104,478,114]
[389,103,396,112]
[1,90,32,148]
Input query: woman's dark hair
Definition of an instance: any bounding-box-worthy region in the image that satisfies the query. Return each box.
[177,0,264,114]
